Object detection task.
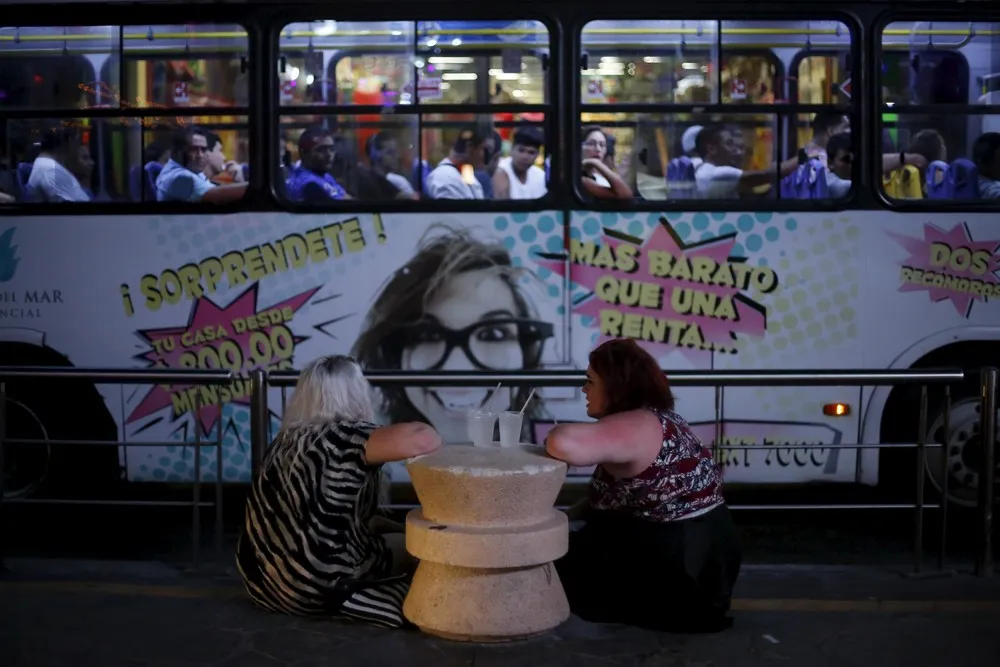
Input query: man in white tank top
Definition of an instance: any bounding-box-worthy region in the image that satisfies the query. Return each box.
[493,128,548,200]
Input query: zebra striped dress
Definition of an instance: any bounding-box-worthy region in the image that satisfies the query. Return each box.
[236,420,411,628]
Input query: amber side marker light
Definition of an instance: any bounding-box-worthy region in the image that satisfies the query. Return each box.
[823,403,851,417]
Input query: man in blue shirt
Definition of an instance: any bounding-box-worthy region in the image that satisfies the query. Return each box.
[285,127,352,203]
[156,126,247,203]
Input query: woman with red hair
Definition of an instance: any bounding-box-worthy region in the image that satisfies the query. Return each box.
[545,338,741,632]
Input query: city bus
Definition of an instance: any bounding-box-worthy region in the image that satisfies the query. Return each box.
[0,1,997,507]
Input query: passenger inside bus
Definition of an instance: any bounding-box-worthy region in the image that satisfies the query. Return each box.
[546,338,741,633]
[694,124,799,199]
[156,126,248,203]
[825,132,853,199]
[424,126,489,200]
[284,127,351,203]
[237,355,442,628]
[360,132,418,200]
[581,125,632,200]
[474,130,503,199]
[974,132,1000,199]
[26,126,91,203]
[493,127,548,200]
[203,131,245,186]
[803,111,851,165]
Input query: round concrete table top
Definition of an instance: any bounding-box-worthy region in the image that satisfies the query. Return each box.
[408,444,567,477]
[406,444,568,527]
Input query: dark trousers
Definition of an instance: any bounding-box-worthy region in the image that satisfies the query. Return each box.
[554,505,742,632]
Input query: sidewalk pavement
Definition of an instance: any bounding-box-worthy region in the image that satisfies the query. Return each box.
[1,559,998,667]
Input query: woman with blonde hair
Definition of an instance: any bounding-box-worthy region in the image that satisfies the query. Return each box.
[236,355,441,627]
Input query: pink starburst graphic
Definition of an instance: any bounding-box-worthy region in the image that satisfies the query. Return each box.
[888,222,1000,317]
[126,283,320,432]
[535,217,774,360]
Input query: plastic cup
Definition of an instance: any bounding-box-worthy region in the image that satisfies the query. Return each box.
[498,411,523,448]
[467,409,497,447]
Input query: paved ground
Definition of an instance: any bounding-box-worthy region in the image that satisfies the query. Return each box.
[1,559,999,667]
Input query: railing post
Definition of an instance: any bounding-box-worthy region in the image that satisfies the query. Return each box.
[914,385,928,574]
[975,367,997,577]
[250,369,269,478]
[0,381,7,572]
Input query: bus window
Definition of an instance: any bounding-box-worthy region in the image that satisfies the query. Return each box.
[277,20,550,205]
[879,21,998,203]
[100,24,250,201]
[0,24,249,206]
[579,19,853,205]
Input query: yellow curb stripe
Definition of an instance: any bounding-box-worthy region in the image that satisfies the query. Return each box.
[2,581,999,613]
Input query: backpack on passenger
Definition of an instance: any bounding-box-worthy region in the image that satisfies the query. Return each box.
[926,159,980,200]
[779,158,829,199]
[883,165,924,200]
[665,156,697,198]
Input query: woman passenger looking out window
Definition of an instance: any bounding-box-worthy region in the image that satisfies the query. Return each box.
[580,125,632,200]
[546,338,742,633]
[236,355,441,628]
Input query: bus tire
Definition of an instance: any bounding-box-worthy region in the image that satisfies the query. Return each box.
[879,342,999,508]
[1,342,123,501]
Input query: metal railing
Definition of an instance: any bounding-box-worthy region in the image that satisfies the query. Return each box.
[1,365,996,576]
[0,367,235,566]
[253,366,998,576]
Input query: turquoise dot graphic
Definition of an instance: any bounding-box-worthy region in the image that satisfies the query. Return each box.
[675,222,691,240]
[647,213,661,226]
[173,461,187,473]
[665,212,683,221]
[511,212,529,223]
[205,227,220,241]
[621,212,636,219]
[711,212,728,221]
[231,454,246,466]
[169,226,184,239]
[701,231,715,241]
[243,227,257,241]
[537,215,555,233]
[503,236,516,250]
[737,215,755,232]
[556,305,565,315]
[628,220,644,237]
[692,213,710,231]
[225,466,239,479]
[785,217,799,231]
[720,223,736,236]
[547,285,560,298]
[582,217,601,236]
[570,227,582,240]
[159,457,171,467]
[519,226,537,242]
[755,212,773,223]
[732,243,746,257]
[152,468,166,480]
[190,233,204,247]
[166,446,176,454]
[600,212,618,226]
[494,215,509,231]
[512,257,523,267]
[546,235,563,253]
[745,234,763,252]
[765,227,780,242]
[759,257,769,266]
[167,473,181,482]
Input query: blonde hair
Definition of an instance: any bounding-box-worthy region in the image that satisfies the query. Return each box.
[280,355,375,431]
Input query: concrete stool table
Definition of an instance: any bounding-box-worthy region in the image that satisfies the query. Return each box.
[402,444,570,642]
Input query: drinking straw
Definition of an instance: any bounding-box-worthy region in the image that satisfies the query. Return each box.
[484,382,502,412]
[519,387,537,415]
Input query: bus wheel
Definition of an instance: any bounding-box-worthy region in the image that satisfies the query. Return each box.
[924,394,1000,508]
[2,397,52,500]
